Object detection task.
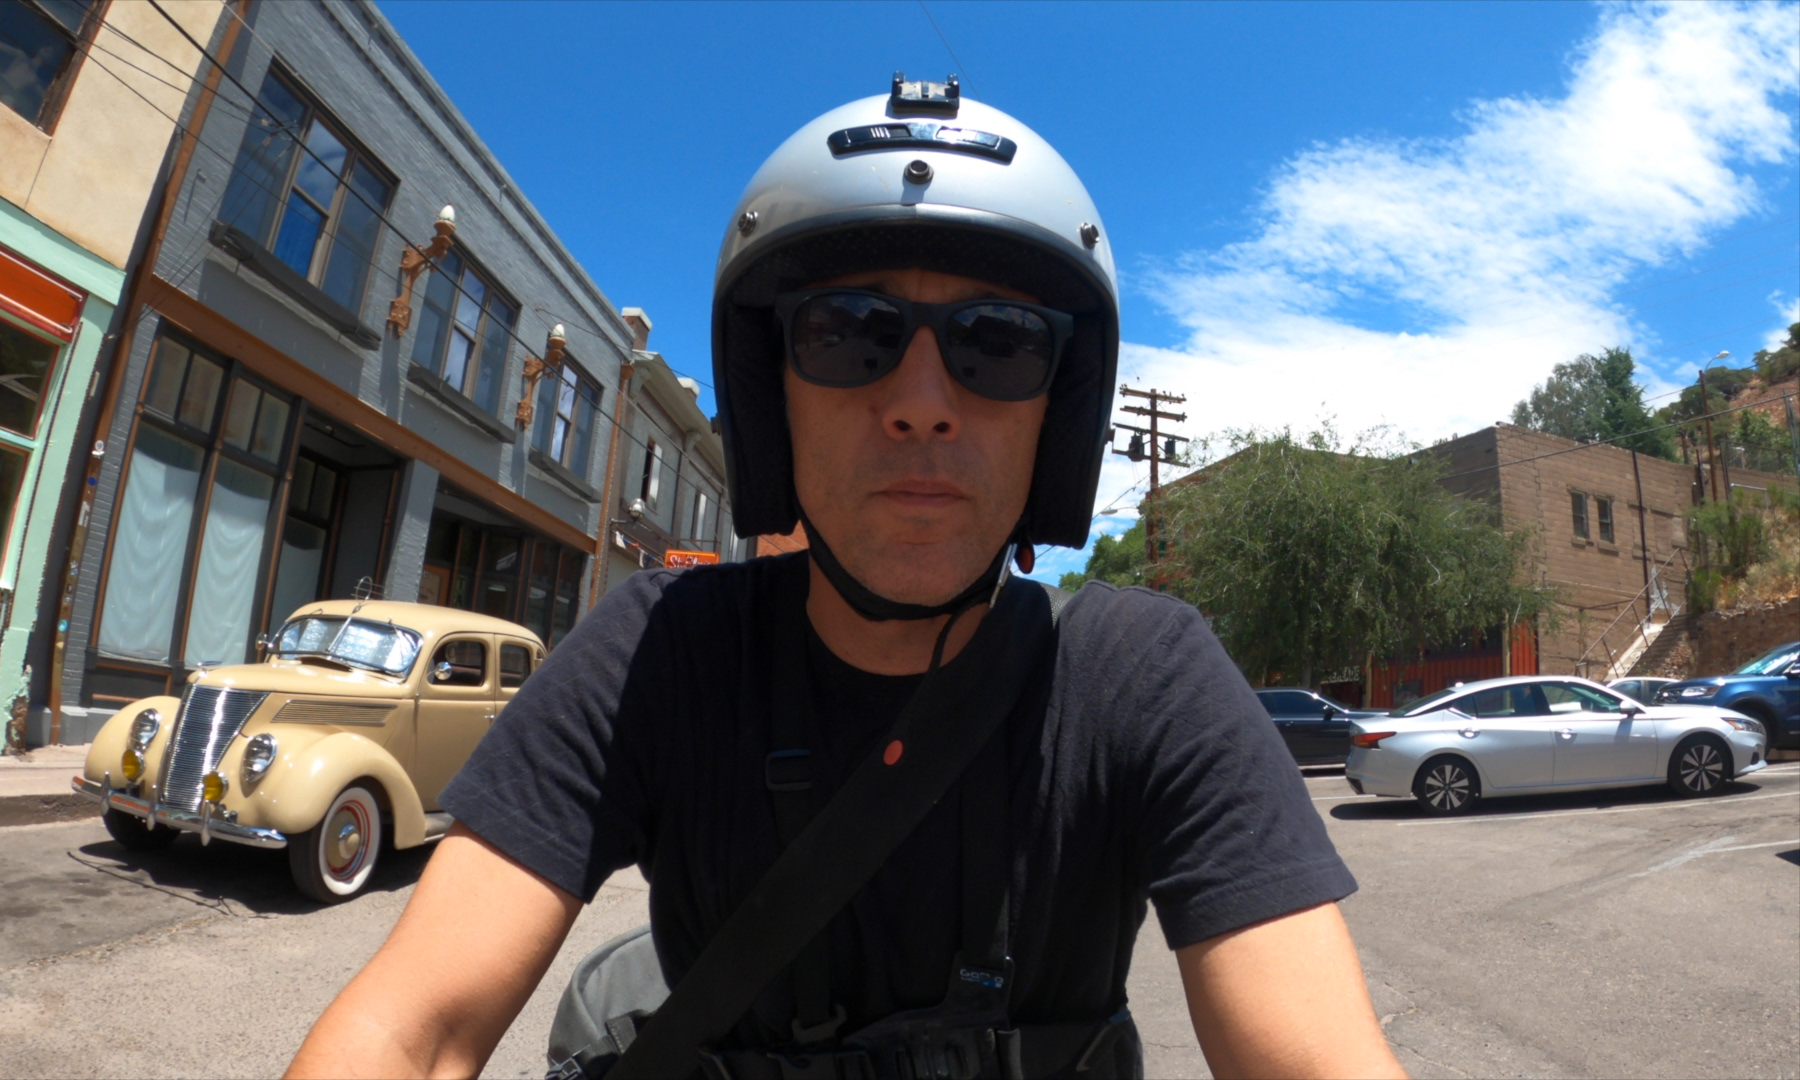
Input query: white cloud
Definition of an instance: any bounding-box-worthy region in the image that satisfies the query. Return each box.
[1128,1,1799,475]
[1765,292,1799,351]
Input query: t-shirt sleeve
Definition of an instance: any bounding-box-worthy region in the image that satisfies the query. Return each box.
[1102,591,1358,949]
[439,571,670,902]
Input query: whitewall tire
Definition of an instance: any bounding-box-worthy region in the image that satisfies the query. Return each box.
[290,784,382,903]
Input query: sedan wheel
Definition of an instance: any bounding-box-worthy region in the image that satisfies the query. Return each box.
[1669,736,1729,798]
[289,784,383,903]
[1414,757,1478,816]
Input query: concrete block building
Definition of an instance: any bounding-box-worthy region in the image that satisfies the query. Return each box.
[23,0,735,744]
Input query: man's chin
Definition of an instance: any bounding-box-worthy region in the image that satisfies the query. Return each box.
[836,543,1001,606]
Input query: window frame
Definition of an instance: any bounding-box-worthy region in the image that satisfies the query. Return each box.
[1570,492,1589,539]
[1,0,108,133]
[90,329,299,684]
[408,248,517,415]
[532,358,602,472]
[228,65,397,316]
[640,437,662,508]
[1596,497,1614,544]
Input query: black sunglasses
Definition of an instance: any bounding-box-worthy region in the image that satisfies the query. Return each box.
[773,288,1073,402]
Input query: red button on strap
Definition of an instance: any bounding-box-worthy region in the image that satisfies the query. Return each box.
[883,740,904,766]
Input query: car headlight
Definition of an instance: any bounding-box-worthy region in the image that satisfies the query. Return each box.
[120,748,144,782]
[1679,685,1717,698]
[1724,717,1764,736]
[129,708,160,751]
[242,733,277,785]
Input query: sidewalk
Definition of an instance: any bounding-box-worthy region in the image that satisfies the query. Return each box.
[0,744,98,826]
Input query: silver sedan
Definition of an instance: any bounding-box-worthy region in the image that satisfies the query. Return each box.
[1345,675,1769,815]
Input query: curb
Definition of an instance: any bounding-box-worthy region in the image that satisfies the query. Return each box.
[0,793,103,828]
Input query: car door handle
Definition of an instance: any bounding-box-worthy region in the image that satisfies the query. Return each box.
[1557,728,1575,740]
[1458,727,1480,738]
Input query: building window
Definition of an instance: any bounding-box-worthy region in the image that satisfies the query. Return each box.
[1596,497,1614,544]
[0,0,103,131]
[0,444,25,560]
[409,250,516,415]
[220,67,395,316]
[0,312,57,439]
[690,490,710,546]
[1570,492,1588,539]
[96,334,295,669]
[423,514,585,647]
[530,361,601,472]
[640,437,662,508]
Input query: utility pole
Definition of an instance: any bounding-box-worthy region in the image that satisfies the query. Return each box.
[1698,369,1721,504]
[1111,385,1188,565]
[1785,393,1800,480]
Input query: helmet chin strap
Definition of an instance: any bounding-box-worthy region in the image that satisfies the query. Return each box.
[797,507,1015,623]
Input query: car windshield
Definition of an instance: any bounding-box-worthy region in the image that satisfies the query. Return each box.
[1389,686,1463,717]
[273,616,421,676]
[1735,643,1800,676]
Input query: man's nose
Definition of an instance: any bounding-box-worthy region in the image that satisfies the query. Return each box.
[879,326,961,440]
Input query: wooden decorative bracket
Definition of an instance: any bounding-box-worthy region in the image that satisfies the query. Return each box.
[515,324,568,429]
[386,207,457,337]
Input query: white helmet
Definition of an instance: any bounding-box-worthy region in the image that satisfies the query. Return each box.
[712,75,1119,601]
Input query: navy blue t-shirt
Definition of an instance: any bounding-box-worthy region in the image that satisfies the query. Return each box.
[442,553,1354,1048]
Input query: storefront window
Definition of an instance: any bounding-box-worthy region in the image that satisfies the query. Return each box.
[0,445,26,560]
[423,511,586,641]
[184,459,276,666]
[96,426,205,663]
[96,331,295,671]
[0,317,56,437]
[480,533,520,618]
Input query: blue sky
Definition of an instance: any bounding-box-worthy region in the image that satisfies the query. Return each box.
[378,1,1800,583]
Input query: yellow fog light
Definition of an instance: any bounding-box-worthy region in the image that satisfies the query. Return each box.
[201,770,229,804]
[121,749,144,782]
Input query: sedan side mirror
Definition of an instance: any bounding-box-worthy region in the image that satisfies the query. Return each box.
[1323,704,1340,718]
[431,661,454,683]
[1621,703,1644,717]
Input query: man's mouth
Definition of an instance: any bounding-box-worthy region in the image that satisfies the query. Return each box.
[876,479,968,508]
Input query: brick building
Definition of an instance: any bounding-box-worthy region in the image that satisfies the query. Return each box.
[1432,423,1794,685]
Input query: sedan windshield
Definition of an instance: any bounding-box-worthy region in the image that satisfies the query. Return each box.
[274,616,421,676]
[1735,643,1800,676]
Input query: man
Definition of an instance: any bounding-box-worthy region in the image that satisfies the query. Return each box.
[288,79,1404,1079]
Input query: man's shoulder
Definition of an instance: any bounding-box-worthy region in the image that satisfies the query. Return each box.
[1052,579,1204,642]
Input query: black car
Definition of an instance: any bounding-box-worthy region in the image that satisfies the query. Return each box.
[1253,687,1385,765]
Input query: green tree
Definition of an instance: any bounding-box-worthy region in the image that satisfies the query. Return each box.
[1753,323,1800,384]
[1060,520,1146,591]
[1511,347,1678,459]
[1157,427,1557,688]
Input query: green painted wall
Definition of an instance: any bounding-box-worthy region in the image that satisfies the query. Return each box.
[0,196,123,740]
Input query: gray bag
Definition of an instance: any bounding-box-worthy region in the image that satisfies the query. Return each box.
[547,925,669,1080]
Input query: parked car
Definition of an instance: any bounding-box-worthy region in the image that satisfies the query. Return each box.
[1254,687,1386,765]
[1344,674,1768,816]
[1652,641,1800,749]
[74,601,543,902]
[1607,676,1676,705]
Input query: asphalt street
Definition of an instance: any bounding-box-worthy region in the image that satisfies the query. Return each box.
[0,764,1792,1079]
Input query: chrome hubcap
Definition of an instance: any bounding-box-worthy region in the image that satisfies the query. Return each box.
[325,801,369,880]
[1424,764,1470,809]
[1680,744,1722,791]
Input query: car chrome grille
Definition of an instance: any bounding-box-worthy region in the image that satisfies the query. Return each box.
[159,686,269,811]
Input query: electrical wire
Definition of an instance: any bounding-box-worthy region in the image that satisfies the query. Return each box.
[916,1,972,96]
[72,25,731,524]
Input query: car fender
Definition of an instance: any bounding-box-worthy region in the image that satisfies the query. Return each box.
[83,696,181,791]
[233,730,426,847]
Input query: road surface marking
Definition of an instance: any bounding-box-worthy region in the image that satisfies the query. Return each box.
[1313,793,1376,802]
[1397,788,1798,826]
[1630,836,1797,877]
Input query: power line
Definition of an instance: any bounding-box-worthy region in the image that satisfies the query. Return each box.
[916,1,972,95]
[79,16,727,519]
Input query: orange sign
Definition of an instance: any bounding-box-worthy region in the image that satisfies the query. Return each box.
[664,549,720,568]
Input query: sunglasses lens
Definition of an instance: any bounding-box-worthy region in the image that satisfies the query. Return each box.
[944,304,1056,399]
[791,294,906,386]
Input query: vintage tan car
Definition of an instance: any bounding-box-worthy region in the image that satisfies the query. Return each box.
[73,600,543,902]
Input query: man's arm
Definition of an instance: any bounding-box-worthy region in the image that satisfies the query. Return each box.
[1177,901,1406,1080]
[285,824,583,1079]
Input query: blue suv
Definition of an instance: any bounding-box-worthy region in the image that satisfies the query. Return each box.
[1654,641,1800,749]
